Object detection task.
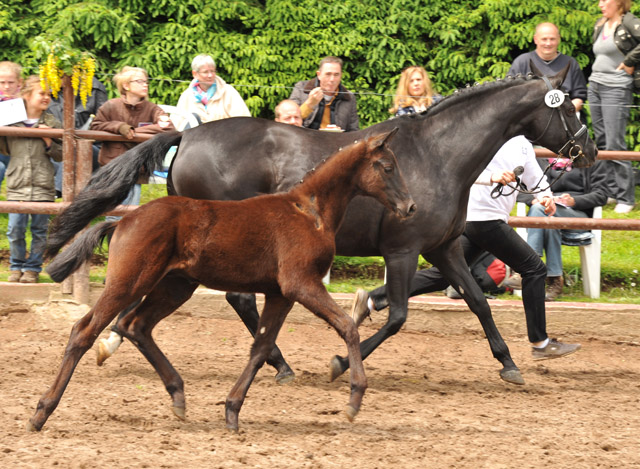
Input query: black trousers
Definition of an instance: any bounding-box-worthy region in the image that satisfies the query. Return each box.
[369,220,548,343]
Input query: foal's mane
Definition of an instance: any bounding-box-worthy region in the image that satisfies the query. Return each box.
[397,73,540,121]
[295,138,366,186]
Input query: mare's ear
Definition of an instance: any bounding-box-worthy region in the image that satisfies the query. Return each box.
[368,127,399,150]
[549,63,570,88]
[530,59,569,88]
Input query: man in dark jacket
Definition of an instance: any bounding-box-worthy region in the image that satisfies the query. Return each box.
[519,159,609,301]
[289,56,359,132]
[508,22,588,116]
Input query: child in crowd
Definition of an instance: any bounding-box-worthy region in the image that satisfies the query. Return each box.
[0,76,62,283]
[0,61,23,189]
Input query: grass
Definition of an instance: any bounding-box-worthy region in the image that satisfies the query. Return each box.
[1,181,639,304]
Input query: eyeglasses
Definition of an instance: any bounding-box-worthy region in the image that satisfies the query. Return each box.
[130,79,149,85]
[197,69,216,76]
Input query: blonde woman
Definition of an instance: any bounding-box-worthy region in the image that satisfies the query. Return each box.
[389,66,442,116]
[90,66,173,219]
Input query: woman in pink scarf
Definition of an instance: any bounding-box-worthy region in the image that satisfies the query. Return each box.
[174,54,251,130]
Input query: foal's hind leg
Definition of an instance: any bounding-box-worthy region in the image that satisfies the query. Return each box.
[27,292,135,431]
[226,295,294,431]
[117,274,199,420]
[225,292,295,384]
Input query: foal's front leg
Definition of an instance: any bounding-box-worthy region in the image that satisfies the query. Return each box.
[225,295,294,431]
[292,284,367,422]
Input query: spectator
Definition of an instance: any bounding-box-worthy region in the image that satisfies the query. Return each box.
[289,56,359,132]
[0,76,62,283]
[274,99,303,126]
[90,66,174,221]
[588,0,640,213]
[351,136,581,361]
[174,54,251,130]
[389,66,442,116]
[508,22,588,115]
[514,158,609,301]
[48,76,108,196]
[0,61,23,190]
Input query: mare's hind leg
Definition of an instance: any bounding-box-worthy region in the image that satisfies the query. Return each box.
[225,292,295,384]
[226,295,294,432]
[329,252,419,381]
[27,291,139,431]
[116,274,199,419]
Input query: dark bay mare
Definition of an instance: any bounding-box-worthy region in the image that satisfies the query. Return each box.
[45,65,597,389]
[28,130,416,432]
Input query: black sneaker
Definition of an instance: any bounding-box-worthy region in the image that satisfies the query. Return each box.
[532,339,581,360]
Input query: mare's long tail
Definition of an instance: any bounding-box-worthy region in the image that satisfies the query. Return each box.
[46,221,117,283]
[45,131,183,259]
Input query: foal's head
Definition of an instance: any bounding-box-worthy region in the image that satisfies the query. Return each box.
[356,128,417,219]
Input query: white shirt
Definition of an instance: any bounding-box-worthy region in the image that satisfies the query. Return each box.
[467,136,552,223]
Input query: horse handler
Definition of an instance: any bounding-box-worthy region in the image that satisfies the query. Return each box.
[351,135,581,361]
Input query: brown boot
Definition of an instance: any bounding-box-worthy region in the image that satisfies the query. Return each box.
[545,276,563,301]
[19,271,39,284]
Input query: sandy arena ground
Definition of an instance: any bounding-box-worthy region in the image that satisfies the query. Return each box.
[1,285,639,468]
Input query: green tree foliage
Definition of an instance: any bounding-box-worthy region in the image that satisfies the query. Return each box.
[2,0,640,150]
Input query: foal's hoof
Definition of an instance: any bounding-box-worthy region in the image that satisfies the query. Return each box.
[172,405,186,421]
[345,405,359,422]
[96,341,111,366]
[26,419,41,432]
[275,369,295,385]
[329,356,346,382]
[500,368,525,385]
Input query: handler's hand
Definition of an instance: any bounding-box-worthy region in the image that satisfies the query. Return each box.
[490,170,516,185]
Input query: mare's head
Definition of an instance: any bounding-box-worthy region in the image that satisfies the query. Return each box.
[355,128,417,219]
[516,63,597,168]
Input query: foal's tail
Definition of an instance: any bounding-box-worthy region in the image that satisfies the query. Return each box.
[46,221,117,283]
[45,131,183,259]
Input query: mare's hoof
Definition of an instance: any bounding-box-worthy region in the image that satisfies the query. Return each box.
[500,368,525,385]
[275,369,295,385]
[172,406,186,420]
[26,419,41,432]
[345,405,359,422]
[329,356,345,382]
[226,424,239,433]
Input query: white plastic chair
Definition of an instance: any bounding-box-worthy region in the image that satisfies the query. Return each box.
[515,202,602,298]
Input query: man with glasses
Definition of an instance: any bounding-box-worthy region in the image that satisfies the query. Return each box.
[174,54,251,130]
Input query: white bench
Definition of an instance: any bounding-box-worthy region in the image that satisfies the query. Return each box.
[515,202,602,298]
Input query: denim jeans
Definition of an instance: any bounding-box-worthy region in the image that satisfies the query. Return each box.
[369,220,548,343]
[526,203,589,277]
[7,211,51,272]
[587,81,635,204]
[105,183,141,223]
[0,153,10,187]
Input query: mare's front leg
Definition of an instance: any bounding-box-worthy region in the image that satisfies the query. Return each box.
[329,252,419,381]
[225,295,294,432]
[117,274,199,420]
[427,240,522,385]
[27,291,137,431]
[292,284,367,422]
[225,292,295,384]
